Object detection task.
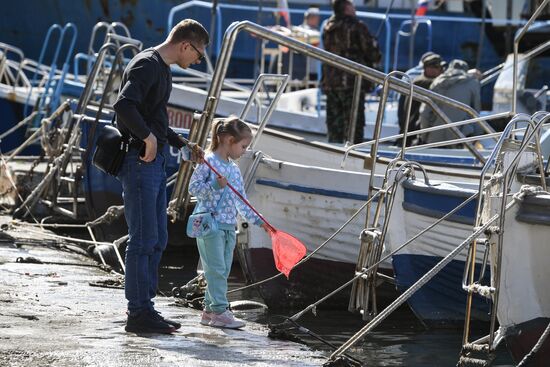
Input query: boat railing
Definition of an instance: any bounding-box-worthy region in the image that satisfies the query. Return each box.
[23,23,77,124]
[513,0,550,114]
[209,20,482,133]
[320,113,549,365]
[392,19,432,71]
[12,38,142,222]
[87,21,131,56]
[73,22,136,79]
[458,111,550,365]
[341,112,513,165]
[0,42,26,90]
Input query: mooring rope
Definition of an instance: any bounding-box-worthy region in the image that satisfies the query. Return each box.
[517,320,550,366]
[0,111,38,142]
[10,221,113,247]
[0,150,41,224]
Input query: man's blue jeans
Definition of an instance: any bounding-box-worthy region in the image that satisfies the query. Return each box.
[118,149,167,314]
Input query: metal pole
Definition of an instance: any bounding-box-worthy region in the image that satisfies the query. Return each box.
[347,76,363,144]
[512,0,550,113]
[476,0,486,69]
[409,0,416,69]
[208,0,218,59]
[505,0,513,56]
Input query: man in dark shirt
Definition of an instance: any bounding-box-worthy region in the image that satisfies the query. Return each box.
[397,52,444,146]
[321,0,381,144]
[114,19,209,334]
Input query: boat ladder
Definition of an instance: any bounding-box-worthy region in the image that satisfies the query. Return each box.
[347,70,417,319]
[13,37,142,221]
[458,112,549,367]
[348,179,393,320]
[23,23,77,127]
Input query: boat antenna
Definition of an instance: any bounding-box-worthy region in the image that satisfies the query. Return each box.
[208,0,218,60]
[375,0,396,38]
[253,0,264,78]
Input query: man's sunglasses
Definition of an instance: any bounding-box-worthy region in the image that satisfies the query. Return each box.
[189,43,204,62]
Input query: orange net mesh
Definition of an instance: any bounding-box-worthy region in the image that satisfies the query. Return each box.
[270,229,307,279]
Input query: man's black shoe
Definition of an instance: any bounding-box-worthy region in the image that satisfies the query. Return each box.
[125,311,176,334]
[151,310,181,330]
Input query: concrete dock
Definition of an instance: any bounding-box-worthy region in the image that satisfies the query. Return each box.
[0,219,324,367]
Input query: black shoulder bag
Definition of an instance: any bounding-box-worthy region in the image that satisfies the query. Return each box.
[92,116,130,176]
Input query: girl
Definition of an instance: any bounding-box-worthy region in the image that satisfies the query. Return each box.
[188,116,268,329]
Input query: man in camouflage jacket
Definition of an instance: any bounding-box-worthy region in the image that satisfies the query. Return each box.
[321,0,381,144]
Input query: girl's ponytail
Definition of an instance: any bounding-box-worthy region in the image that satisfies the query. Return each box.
[208,116,252,152]
[208,118,225,152]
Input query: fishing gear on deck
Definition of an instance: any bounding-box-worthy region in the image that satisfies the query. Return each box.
[172,274,206,310]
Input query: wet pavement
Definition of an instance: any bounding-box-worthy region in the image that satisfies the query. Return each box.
[0,220,324,367]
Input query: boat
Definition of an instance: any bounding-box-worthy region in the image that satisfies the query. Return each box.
[488,185,550,366]
[459,111,550,367]
[385,176,491,326]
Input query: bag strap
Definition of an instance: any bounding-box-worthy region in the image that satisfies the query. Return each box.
[212,165,234,214]
[192,160,230,215]
[213,186,228,214]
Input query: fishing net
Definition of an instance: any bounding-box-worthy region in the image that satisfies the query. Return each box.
[269,228,306,278]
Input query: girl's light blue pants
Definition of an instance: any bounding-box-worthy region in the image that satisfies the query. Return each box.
[196,224,236,314]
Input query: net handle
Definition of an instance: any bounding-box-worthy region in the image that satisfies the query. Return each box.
[203,159,276,231]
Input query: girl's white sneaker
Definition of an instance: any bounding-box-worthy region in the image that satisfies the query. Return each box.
[208,310,245,329]
[200,310,212,326]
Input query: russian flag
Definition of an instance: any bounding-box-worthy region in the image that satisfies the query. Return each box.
[415,0,431,16]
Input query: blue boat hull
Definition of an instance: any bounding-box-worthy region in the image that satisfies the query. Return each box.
[0,98,41,155]
[393,254,490,327]
[391,180,491,327]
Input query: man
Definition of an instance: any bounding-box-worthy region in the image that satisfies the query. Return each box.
[114,19,209,334]
[397,52,444,146]
[302,6,320,31]
[300,7,321,82]
[419,59,482,145]
[321,0,381,144]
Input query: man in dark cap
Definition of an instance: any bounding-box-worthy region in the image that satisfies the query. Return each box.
[321,0,381,144]
[397,52,444,146]
[419,59,482,144]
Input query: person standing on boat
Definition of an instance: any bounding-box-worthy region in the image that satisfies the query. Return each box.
[396,52,444,146]
[114,19,209,334]
[321,0,381,144]
[418,59,482,146]
[301,7,321,82]
[302,6,320,32]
